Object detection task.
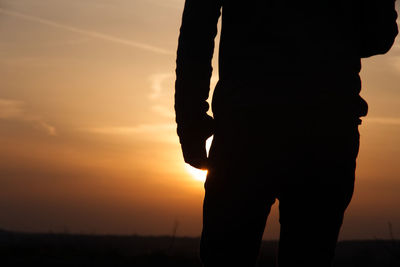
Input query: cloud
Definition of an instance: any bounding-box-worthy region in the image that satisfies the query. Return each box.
[148,72,219,119]
[149,73,174,100]
[0,99,24,118]
[148,73,176,118]
[0,8,173,55]
[365,117,400,126]
[0,99,56,136]
[151,105,175,119]
[81,72,179,142]
[42,37,91,47]
[86,123,175,135]
[83,123,177,143]
[146,0,183,10]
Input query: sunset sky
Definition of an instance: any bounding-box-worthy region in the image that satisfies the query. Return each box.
[1,0,400,240]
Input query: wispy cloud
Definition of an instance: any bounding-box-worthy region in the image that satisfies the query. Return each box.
[82,72,178,141]
[0,99,24,118]
[0,8,173,55]
[146,0,183,10]
[86,123,175,135]
[83,123,177,143]
[149,73,174,100]
[43,37,91,47]
[366,117,400,126]
[148,73,175,119]
[151,105,175,119]
[0,99,56,136]
[148,72,218,119]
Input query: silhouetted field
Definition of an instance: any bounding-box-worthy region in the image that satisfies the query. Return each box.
[1,229,400,266]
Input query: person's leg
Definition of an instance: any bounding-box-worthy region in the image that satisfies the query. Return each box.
[277,117,360,267]
[278,182,355,267]
[199,112,278,267]
[200,175,275,266]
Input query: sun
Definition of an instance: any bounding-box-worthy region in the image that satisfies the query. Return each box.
[185,136,213,182]
[185,165,208,182]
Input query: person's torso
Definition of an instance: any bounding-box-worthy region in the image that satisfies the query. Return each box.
[212,0,364,117]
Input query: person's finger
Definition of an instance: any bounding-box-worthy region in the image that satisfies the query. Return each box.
[185,157,208,170]
[183,147,208,169]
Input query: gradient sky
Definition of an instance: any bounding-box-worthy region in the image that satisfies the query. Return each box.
[0,0,400,240]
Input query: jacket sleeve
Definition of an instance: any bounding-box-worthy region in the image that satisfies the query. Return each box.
[174,0,222,144]
[360,0,398,58]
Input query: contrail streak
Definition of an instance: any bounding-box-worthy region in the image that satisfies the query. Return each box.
[0,8,173,55]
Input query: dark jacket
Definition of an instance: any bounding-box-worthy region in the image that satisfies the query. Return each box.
[175,0,398,148]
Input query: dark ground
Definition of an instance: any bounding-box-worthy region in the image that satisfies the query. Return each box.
[1,229,400,266]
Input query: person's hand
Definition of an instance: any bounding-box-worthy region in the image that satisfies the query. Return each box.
[177,114,214,170]
[181,139,209,169]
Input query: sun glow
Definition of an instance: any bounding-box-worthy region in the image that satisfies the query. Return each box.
[185,165,208,182]
[185,136,214,182]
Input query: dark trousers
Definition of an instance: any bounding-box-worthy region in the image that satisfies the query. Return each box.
[200,108,361,267]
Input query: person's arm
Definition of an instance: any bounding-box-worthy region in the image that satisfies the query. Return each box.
[174,0,222,169]
[360,0,398,58]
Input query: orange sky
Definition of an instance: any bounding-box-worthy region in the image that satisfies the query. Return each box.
[0,0,400,240]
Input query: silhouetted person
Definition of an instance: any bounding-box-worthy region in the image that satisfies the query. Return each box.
[174,1,398,266]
